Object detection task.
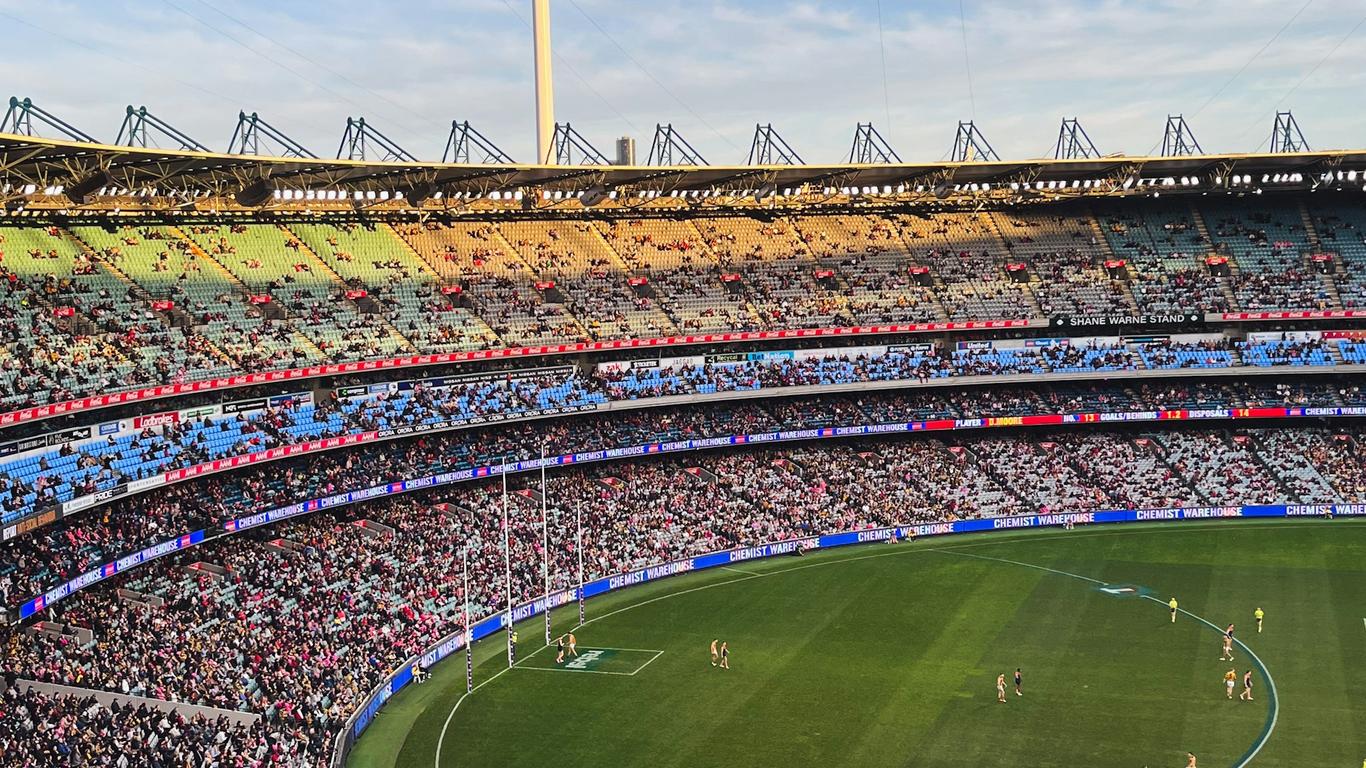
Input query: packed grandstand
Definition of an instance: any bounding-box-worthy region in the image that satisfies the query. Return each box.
[5,121,1366,768]
[3,200,1366,415]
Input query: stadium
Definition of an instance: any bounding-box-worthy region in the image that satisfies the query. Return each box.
[2,2,1366,766]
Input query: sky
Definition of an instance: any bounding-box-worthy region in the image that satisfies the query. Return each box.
[2,0,1364,165]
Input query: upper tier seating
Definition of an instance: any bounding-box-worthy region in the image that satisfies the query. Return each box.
[0,202,1361,410]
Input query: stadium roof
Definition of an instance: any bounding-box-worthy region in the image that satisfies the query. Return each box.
[4,131,1366,213]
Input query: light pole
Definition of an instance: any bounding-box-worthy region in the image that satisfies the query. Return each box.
[541,440,552,646]
[502,453,514,668]
[533,0,555,163]
[577,495,586,626]
[463,544,472,692]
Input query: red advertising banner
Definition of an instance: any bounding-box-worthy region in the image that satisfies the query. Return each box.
[0,319,1039,427]
[1218,310,1366,321]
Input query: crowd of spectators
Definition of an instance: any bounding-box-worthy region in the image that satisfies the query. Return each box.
[0,201,1359,412]
[4,424,1366,765]
[4,375,1361,609]
[12,331,1363,528]
[0,681,278,766]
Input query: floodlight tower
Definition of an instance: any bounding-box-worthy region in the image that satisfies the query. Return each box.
[1160,115,1202,157]
[1053,118,1100,160]
[533,0,556,164]
[1269,111,1309,153]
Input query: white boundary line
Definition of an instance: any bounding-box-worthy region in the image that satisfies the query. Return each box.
[719,565,759,576]
[435,521,1316,768]
[435,573,759,768]
[940,549,1106,585]
[631,649,666,676]
[936,549,1279,768]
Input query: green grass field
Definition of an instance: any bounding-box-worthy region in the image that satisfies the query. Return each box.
[350,519,1366,768]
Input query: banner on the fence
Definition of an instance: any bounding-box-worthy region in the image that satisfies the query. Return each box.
[340,501,1366,757]
[14,403,1366,618]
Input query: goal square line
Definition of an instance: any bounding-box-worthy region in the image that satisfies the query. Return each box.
[516,646,664,676]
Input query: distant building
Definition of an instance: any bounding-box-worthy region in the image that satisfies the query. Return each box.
[615,136,636,166]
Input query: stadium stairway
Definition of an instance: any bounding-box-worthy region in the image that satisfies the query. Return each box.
[962,443,1036,512]
[1018,275,1046,319]
[897,224,955,321]
[584,220,683,336]
[1236,431,1311,502]
[1319,273,1345,308]
[71,229,245,373]
[784,216,862,321]
[166,225,270,310]
[22,277,98,337]
[381,223,520,346]
[377,222,508,346]
[1085,207,1124,265]
[1138,436,1209,505]
[1187,201,1214,249]
[913,262,956,319]
[1187,201,1240,309]
[490,224,595,341]
[62,229,235,371]
[1246,429,1339,503]
[63,228,158,308]
[682,219,767,328]
[1081,208,1145,306]
[1297,198,1323,248]
[167,225,330,360]
[1291,201,1347,308]
[276,225,418,353]
[1226,340,1248,367]
[682,466,720,485]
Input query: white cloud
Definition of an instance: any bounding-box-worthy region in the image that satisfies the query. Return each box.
[2,0,1363,162]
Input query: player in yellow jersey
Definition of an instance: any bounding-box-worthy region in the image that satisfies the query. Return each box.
[1169,597,1179,623]
[996,673,1007,703]
[567,632,578,657]
[710,639,719,667]
[1254,607,1264,633]
[1187,753,1197,768]
[1224,669,1237,699]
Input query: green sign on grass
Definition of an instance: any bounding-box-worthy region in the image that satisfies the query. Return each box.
[563,648,616,671]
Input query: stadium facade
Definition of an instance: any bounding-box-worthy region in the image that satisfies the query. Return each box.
[3,121,1366,766]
